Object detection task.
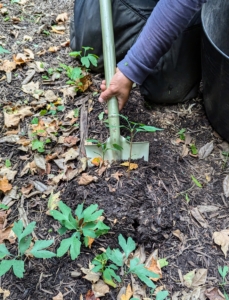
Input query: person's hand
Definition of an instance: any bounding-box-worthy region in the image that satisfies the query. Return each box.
[99,68,133,111]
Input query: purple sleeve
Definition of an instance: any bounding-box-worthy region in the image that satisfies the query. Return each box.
[117,0,207,85]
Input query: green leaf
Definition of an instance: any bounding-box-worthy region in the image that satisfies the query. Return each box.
[129,258,158,288]
[191,175,202,188]
[57,235,81,260]
[12,260,25,278]
[13,221,36,255]
[88,54,98,67]
[0,244,10,259]
[50,201,77,230]
[190,144,198,155]
[32,140,45,152]
[138,125,163,132]
[57,226,68,235]
[31,117,39,124]
[112,144,123,151]
[106,247,123,267]
[0,260,13,276]
[218,266,229,281]
[82,46,93,52]
[0,46,10,54]
[83,204,103,223]
[98,112,104,121]
[57,105,65,112]
[40,109,47,116]
[95,221,110,237]
[75,203,84,221]
[69,51,82,57]
[0,204,9,210]
[71,67,82,80]
[30,240,56,258]
[74,108,79,118]
[185,194,190,203]
[103,267,121,288]
[156,291,169,300]
[81,56,90,68]
[158,258,169,268]
[118,234,136,259]
[5,159,11,168]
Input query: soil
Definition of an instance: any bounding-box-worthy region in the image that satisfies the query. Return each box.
[0,1,229,300]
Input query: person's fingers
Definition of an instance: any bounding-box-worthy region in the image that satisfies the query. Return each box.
[99,87,116,103]
[100,83,106,92]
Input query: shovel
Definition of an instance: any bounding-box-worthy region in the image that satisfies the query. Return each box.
[85,0,149,162]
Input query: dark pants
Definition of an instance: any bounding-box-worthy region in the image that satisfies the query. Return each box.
[70,0,202,104]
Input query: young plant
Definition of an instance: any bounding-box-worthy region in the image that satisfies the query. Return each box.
[69,46,99,69]
[50,201,110,260]
[118,115,162,174]
[59,63,85,88]
[32,138,51,153]
[0,220,56,278]
[177,128,186,141]
[86,139,123,164]
[91,234,168,295]
[218,266,229,300]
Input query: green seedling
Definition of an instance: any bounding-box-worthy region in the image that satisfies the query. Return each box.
[74,108,79,118]
[118,115,162,174]
[185,193,190,204]
[59,63,84,88]
[191,175,202,188]
[5,159,11,168]
[0,220,55,278]
[190,144,198,155]
[32,138,51,153]
[4,17,10,22]
[42,30,50,36]
[87,139,123,164]
[31,117,39,125]
[50,201,110,260]
[178,128,186,141]
[218,266,229,300]
[222,151,229,170]
[92,234,169,295]
[69,46,99,69]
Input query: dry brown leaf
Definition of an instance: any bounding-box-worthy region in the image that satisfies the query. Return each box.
[121,284,133,300]
[78,74,92,92]
[61,40,70,47]
[13,53,31,65]
[46,152,58,162]
[120,162,138,170]
[97,166,107,177]
[146,258,162,282]
[111,171,123,181]
[36,49,46,56]
[172,229,185,243]
[0,210,8,230]
[92,280,109,297]
[199,141,214,159]
[23,35,33,41]
[0,167,17,182]
[81,265,100,283]
[22,81,42,99]
[0,60,16,72]
[48,46,61,53]
[181,144,189,157]
[213,229,229,257]
[205,287,225,300]
[21,183,34,195]
[4,106,33,127]
[52,292,63,300]
[56,12,68,23]
[78,173,98,186]
[63,148,79,162]
[0,4,3,9]
[61,86,77,99]
[85,290,100,300]
[24,48,34,60]
[51,26,65,34]
[0,177,12,193]
[190,207,208,228]
[0,287,10,300]
[131,274,146,298]
[17,138,31,146]
[183,269,207,288]
[0,224,16,244]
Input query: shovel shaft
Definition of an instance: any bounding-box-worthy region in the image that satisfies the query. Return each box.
[99,0,121,159]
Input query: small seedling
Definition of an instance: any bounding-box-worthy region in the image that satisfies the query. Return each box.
[191,175,202,188]
[5,159,11,168]
[0,204,9,210]
[87,139,123,164]
[218,266,229,300]
[222,151,229,170]
[0,46,10,55]
[32,138,51,153]
[185,193,190,204]
[69,46,99,69]
[177,128,186,141]
[31,117,39,125]
[190,144,198,155]
[0,220,55,278]
[91,234,169,297]
[50,201,110,260]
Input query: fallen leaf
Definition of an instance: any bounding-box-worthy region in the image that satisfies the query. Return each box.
[121,284,133,300]
[145,249,162,282]
[78,74,92,92]
[91,157,103,167]
[85,290,100,300]
[213,229,229,257]
[48,46,60,53]
[63,148,79,162]
[0,135,19,143]
[81,265,100,283]
[183,269,207,288]
[0,167,17,181]
[181,144,189,157]
[0,287,10,300]
[47,192,60,214]
[61,40,70,47]
[78,173,98,186]
[197,205,219,213]
[23,35,33,41]
[21,183,34,195]
[52,292,63,300]
[111,171,123,181]
[223,175,229,197]
[205,287,225,300]
[172,229,185,243]
[97,166,107,177]
[199,141,214,159]
[22,81,43,99]
[0,224,16,244]
[24,48,34,60]
[0,177,12,193]
[34,154,46,170]
[51,25,65,34]
[190,207,208,228]
[181,287,206,300]
[120,162,138,170]
[56,12,68,23]
[0,60,16,72]
[92,280,109,297]
[61,86,77,99]
[131,275,146,298]
[132,245,146,264]
[4,106,33,127]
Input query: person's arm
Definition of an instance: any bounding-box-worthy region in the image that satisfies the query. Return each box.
[99,0,207,110]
